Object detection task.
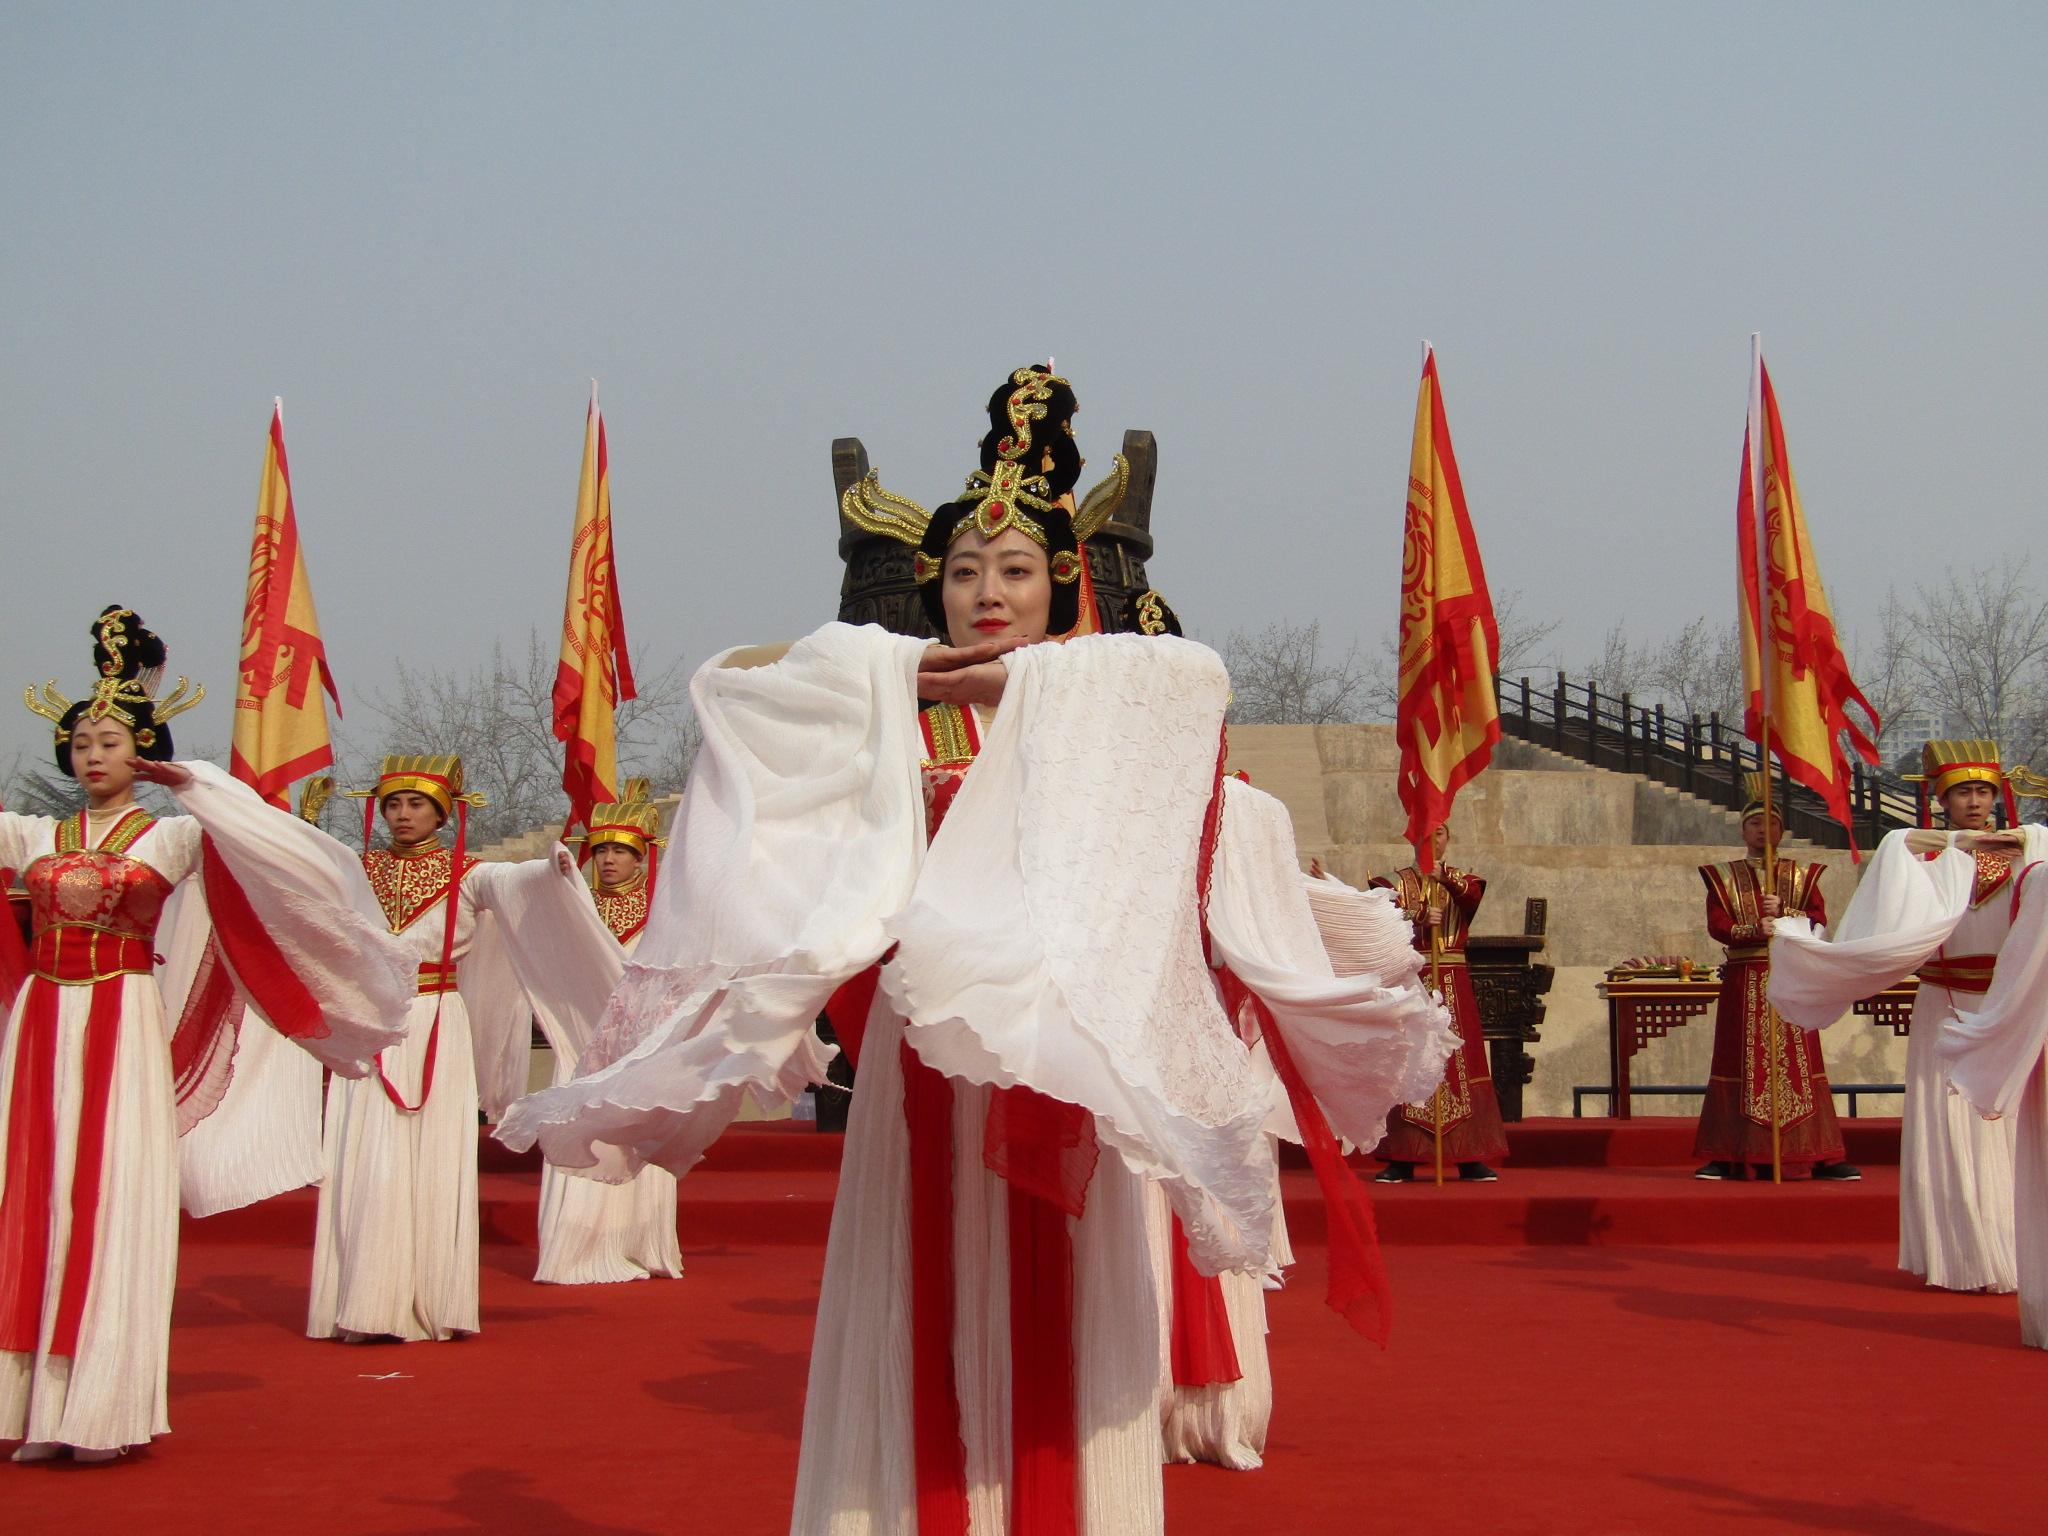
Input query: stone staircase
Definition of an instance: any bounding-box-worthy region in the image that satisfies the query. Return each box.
[1223,724,1900,1117]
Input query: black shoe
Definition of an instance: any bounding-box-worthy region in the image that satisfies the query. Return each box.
[1457,1162,1499,1182]
[1372,1163,1415,1184]
[1812,1161,1863,1181]
[1694,1161,1734,1181]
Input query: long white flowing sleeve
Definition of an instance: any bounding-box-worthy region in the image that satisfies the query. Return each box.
[496,623,931,1179]
[1205,784,1456,1152]
[1939,839,2048,1117]
[883,634,1279,1272]
[463,852,625,1120]
[1768,829,1982,1029]
[167,760,412,1076]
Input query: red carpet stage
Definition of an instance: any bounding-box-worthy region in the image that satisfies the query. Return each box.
[10,1121,2045,1535]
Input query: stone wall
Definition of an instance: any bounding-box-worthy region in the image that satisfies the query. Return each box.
[1225,724,1901,1119]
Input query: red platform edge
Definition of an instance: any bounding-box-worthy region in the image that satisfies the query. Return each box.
[184,1118,1904,1252]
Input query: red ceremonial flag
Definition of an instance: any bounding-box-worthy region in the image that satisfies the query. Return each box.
[1736,342,1880,850]
[1396,346,1500,872]
[554,381,637,831]
[231,399,342,807]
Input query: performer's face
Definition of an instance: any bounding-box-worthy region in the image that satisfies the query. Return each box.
[1432,825,1450,864]
[69,719,138,802]
[1941,781,1997,830]
[941,528,1053,649]
[591,842,643,888]
[1741,813,1780,855]
[381,790,446,845]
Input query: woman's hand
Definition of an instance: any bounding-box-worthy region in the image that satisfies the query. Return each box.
[130,759,194,789]
[917,638,1023,709]
[555,847,578,880]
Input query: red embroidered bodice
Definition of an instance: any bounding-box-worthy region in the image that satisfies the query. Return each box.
[920,701,982,841]
[24,811,172,944]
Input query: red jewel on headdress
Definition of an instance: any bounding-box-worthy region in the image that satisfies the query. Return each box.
[986,501,1007,517]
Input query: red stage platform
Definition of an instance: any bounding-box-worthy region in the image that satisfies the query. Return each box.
[13,1119,2043,1535]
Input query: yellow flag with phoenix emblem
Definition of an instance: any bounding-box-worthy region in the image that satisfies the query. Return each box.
[231,399,341,808]
[1396,347,1499,872]
[553,381,637,831]
[1736,348,1880,850]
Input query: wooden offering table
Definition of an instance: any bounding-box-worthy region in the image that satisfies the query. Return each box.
[1598,967,1918,1119]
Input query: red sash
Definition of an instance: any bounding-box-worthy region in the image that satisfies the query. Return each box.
[0,972,128,1357]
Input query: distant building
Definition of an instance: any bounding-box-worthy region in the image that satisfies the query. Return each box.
[1880,706,1943,775]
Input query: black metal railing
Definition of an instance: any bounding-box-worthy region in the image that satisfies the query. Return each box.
[1495,673,1918,850]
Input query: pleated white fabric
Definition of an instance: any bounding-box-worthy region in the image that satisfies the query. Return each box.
[1770,826,2045,1293]
[178,1013,325,1217]
[2,778,408,1451]
[533,968,683,1285]
[463,855,677,1285]
[1148,1183,1273,1472]
[1208,786,1457,1152]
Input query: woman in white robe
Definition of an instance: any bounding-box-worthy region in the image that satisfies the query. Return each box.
[4,607,409,1461]
[309,754,617,1342]
[503,366,1449,1531]
[503,366,1452,1533]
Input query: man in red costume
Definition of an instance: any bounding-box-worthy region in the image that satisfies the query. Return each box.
[1693,773,1859,1181]
[1370,823,1509,1182]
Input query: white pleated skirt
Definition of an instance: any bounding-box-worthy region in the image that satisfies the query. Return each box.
[0,976,178,1450]
[308,991,480,1340]
[1900,991,2018,1293]
[535,1159,682,1285]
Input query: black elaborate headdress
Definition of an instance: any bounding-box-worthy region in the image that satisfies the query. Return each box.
[840,365,1130,636]
[23,606,204,775]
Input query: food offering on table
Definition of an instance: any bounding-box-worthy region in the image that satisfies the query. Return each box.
[1607,955,1718,983]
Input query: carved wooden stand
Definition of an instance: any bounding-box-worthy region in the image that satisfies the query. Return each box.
[1467,897,1554,1122]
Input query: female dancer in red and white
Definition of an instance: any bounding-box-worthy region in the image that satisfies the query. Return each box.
[4,607,410,1462]
[503,367,1451,1533]
[309,754,615,1342]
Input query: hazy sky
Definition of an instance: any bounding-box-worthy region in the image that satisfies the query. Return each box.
[4,2,2043,776]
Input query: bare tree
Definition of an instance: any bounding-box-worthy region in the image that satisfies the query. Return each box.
[1492,587,1562,679]
[3,752,83,818]
[353,627,701,846]
[1648,616,1745,723]
[1220,620,1370,726]
[1850,591,1924,771]
[1582,620,1655,700]
[1898,562,2048,766]
[1577,616,1744,725]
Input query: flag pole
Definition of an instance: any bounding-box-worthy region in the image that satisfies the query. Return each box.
[1429,892,1446,1187]
[1750,334,1786,1186]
